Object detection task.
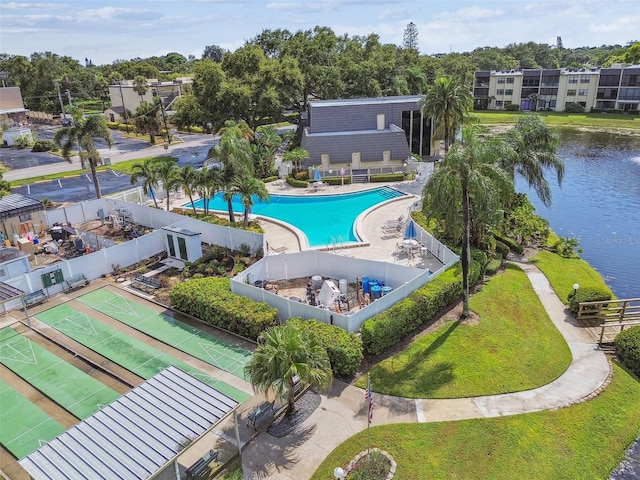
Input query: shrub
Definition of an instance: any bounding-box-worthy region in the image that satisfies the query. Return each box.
[589,108,603,114]
[486,253,503,275]
[615,326,640,377]
[567,286,612,313]
[564,102,585,113]
[169,277,279,340]
[494,240,510,258]
[606,108,623,114]
[551,236,583,258]
[370,173,404,183]
[495,235,524,255]
[294,171,308,181]
[286,175,307,188]
[31,139,57,152]
[323,177,351,186]
[361,262,483,356]
[505,104,520,111]
[289,318,363,376]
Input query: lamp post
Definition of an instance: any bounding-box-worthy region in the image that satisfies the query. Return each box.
[573,283,580,296]
[333,466,345,479]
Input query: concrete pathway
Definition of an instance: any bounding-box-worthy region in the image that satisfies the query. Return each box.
[239,258,611,479]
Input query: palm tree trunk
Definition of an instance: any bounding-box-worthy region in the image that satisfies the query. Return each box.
[166,190,171,211]
[188,194,196,214]
[286,376,296,415]
[461,184,471,318]
[444,119,450,153]
[90,161,102,199]
[243,208,249,228]
[227,198,236,223]
[150,190,159,208]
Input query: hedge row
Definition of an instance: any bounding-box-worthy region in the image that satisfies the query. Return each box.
[615,326,640,378]
[567,286,612,314]
[361,262,483,356]
[495,235,524,255]
[323,177,352,186]
[370,173,404,183]
[169,277,279,340]
[288,318,363,376]
[286,176,307,188]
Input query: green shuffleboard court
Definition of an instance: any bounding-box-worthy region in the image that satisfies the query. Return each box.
[0,380,66,459]
[34,305,250,402]
[0,328,120,419]
[77,289,252,380]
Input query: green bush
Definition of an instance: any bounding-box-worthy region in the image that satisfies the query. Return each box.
[486,253,503,275]
[494,240,510,258]
[567,286,612,314]
[31,139,57,152]
[615,326,640,377]
[263,176,279,183]
[605,108,623,114]
[286,175,307,188]
[495,235,524,255]
[361,262,483,356]
[323,177,352,185]
[505,104,520,111]
[289,318,363,376]
[564,103,585,113]
[370,173,404,183]
[295,171,308,181]
[169,277,279,340]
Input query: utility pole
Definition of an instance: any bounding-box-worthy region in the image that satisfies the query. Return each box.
[154,89,171,145]
[65,89,73,107]
[117,81,130,133]
[55,82,66,120]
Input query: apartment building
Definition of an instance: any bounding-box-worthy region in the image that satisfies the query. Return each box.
[474,64,640,112]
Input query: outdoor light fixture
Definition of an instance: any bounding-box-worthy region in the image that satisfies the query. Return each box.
[333,466,345,479]
[573,283,580,295]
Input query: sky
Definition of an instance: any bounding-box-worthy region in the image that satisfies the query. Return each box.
[1,0,638,66]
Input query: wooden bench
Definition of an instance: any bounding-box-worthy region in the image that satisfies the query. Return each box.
[247,401,275,430]
[185,449,218,480]
[23,290,48,307]
[63,274,89,292]
[131,273,162,293]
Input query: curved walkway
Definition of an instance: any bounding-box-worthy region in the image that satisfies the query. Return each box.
[240,259,610,479]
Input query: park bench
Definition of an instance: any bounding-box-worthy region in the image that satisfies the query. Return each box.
[247,400,275,430]
[63,274,89,293]
[131,273,162,293]
[23,289,48,307]
[185,449,218,480]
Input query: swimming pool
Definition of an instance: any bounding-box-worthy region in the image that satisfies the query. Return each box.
[188,187,405,247]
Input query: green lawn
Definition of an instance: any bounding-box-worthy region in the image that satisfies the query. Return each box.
[313,362,640,480]
[355,264,571,398]
[531,250,615,302]
[473,111,640,130]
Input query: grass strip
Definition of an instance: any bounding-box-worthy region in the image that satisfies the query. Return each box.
[356,264,571,398]
[0,380,66,459]
[76,289,252,380]
[472,111,640,129]
[34,305,250,402]
[0,327,120,419]
[314,362,640,480]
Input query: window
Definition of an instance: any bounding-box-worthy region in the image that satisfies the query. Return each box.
[580,76,590,83]
[178,237,187,260]
[497,77,506,84]
[505,89,513,95]
[495,100,503,107]
[506,77,515,84]
[19,213,32,222]
[567,89,577,96]
[578,89,589,96]
[619,88,640,100]
[568,76,578,84]
[621,74,639,87]
[166,234,176,257]
[549,100,557,108]
[496,89,504,95]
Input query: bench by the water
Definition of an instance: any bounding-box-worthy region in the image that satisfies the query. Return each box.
[185,449,218,480]
[63,274,89,293]
[23,289,48,307]
[131,273,162,293]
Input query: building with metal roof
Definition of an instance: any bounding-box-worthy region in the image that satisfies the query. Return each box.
[19,366,239,480]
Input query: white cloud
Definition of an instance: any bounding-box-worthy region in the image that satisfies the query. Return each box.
[589,15,640,33]
[1,2,65,9]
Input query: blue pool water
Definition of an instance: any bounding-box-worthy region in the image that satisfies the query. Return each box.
[188,187,405,247]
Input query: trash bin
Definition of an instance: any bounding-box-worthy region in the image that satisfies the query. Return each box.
[103,157,111,166]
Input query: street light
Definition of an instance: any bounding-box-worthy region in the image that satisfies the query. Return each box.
[333,466,345,479]
[573,283,580,295]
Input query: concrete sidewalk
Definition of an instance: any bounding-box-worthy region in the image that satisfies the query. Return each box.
[239,259,610,479]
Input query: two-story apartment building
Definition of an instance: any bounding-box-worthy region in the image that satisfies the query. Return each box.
[474,64,640,112]
[104,77,192,123]
[300,95,434,171]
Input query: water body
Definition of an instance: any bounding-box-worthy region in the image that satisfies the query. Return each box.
[516,128,640,300]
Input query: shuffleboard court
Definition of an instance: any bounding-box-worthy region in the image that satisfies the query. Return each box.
[34,305,250,402]
[77,289,252,380]
[0,328,120,419]
[0,380,66,459]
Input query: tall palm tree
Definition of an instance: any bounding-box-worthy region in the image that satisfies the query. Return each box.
[253,125,282,178]
[129,158,160,207]
[234,175,269,227]
[420,76,473,153]
[132,75,148,102]
[282,147,309,175]
[134,101,162,144]
[154,158,181,210]
[244,322,333,415]
[423,126,512,318]
[195,166,223,216]
[54,113,112,199]
[176,165,199,214]
[503,114,563,208]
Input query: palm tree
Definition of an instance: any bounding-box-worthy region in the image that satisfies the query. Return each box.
[244,322,333,415]
[176,165,199,214]
[282,147,309,175]
[134,101,162,144]
[503,114,563,208]
[195,166,223,216]
[234,175,269,227]
[132,75,148,102]
[420,76,473,153]
[129,158,160,207]
[423,126,512,318]
[154,158,181,211]
[54,113,112,199]
[253,125,282,178]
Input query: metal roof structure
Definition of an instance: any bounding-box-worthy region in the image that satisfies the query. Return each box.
[0,193,44,221]
[0,280,24,303]
[19,366,239,480]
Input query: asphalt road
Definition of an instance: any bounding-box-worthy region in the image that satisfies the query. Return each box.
[1,125,217,204]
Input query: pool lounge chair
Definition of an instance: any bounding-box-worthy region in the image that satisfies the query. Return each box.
[269,245,288,254]
[381,223,403,237]
[384,215,405,226]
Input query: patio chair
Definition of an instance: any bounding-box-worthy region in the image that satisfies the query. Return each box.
[381,223,403,237]
[269,245,288,254]
[384,215,405,226]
